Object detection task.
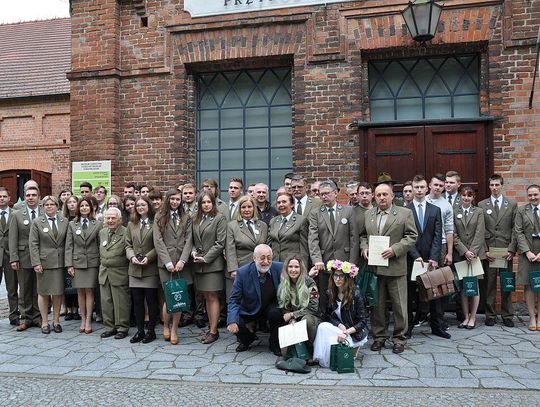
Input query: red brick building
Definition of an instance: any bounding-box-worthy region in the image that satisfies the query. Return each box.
[65,0,538,200]
[0,18,71,201]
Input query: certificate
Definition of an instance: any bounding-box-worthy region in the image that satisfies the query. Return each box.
[368,235,390,267]
[488,247,508,269]
[455,257,485,280]
[278,319,308,348]
[411,261,427,281]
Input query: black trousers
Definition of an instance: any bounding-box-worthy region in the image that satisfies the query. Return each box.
[236,303,284,351]
[131,287,159,332]
[407,281,444,332]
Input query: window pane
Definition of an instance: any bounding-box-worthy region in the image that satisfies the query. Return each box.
[221,150,243,170]
[246,107,268,127]
[396,98,423,120]
[246,170,269,187]
[425,96,452,119]
[271,148,292,169]
[199,151,219,170]
[221,108,243,129]
[199,130,218,149]
[454,95,480,118]
[371,99,395,121]
[271,106,292,126]
[246,149,268,169]
[245,128,268,148]
[221,129,243,149]
[271,126,292,147]
[199,110,218,129]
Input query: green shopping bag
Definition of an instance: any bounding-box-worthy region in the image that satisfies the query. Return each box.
[529,270,540,293]
[163,277,190,314]
[499,271,516,292]
[329,342,355,373]
[286,341,310,360]
[357,265,378,307]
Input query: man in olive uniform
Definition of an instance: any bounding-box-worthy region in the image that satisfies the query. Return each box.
[9,186,42,331]
[0,187,19,325]
[99,208,130,339]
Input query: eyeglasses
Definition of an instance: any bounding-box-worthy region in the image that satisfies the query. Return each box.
[332,274,345,280]
[311,189,319,193]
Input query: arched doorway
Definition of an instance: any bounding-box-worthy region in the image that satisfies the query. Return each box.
[0,170,52,205]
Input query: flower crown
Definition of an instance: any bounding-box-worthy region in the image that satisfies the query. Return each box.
[326,259,359,278]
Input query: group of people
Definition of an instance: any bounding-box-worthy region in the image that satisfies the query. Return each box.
[0,170,538,368]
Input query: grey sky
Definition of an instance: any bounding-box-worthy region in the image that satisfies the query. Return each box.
[0,0,70,24]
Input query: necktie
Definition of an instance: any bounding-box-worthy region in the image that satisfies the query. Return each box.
[82,219,88,237]
[448,195,452,205]
[534,207,540,235]
[464,209,468,218]
[296,199,303,215]
[259,272,267,285]
[377,211,387,234]
[279,217,287,232]
[31,210,36,221]
[247,220,255,238]
[140,220,146,231]
[417,203,424,233]
[494,199,500,218]
[172,212,179,229]
[49,217,58,238]
[328,208,335,232]
[0,211,6,229]
[229,203,235,217]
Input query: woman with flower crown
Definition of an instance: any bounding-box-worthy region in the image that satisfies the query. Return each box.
[312,259,368,367]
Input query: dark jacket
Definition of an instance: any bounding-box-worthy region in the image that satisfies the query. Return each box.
[406,201,442,263]
[257,201,278,225]
[326,286,368,342]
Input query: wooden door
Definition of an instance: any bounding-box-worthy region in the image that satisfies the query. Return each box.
[363,123,488,199]
[365,126,425,190]
[31,170,52,198]
[0,173,17,206]
[425,123,487,198]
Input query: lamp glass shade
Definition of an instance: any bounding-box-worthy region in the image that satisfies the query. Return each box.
[402,1,443,42]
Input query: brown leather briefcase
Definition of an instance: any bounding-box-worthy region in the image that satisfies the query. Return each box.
[417,266,455,301]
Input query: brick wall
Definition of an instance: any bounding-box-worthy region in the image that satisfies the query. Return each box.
[69,0,539,201]
[0,95,71,194]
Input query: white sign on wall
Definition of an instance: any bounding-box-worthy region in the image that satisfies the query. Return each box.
[184,0,355,18]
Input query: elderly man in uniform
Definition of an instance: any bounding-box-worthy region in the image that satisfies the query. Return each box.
[99,208,130,339]
[361,183,418,354]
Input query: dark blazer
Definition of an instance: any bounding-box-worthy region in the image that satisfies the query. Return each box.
[29,215,68,269]
[227,260,283,325]
[192,213,226,274]
[65,218,102,269]
[326,286,369,342]
[268,212,309,266]
[125,220,158,278]
[406,201,442,263]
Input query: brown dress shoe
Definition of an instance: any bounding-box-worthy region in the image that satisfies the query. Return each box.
[16,323,30,332]
[392,343,405,354]
[370,341,385,351]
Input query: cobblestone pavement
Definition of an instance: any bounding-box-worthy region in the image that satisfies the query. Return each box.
[1,374,540,406]
[0,313,540,392]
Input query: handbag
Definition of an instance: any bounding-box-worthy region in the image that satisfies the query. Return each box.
[499,271,516,293]
[162,277,190,314]
[417,266,455,301]
[529,270,540,293]
[64,271,77,296]
[329,341,355,374]
[286,341,310,360]
[462,264,479,297]
[357,265,378,307]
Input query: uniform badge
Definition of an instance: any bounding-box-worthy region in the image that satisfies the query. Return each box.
[43,228,49,233]
[341,218,348,225]
[76,229,82,235]
[23,220,29,225]
[486,209,493,215]
[457,214,463,219]
[102,241,108,246]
